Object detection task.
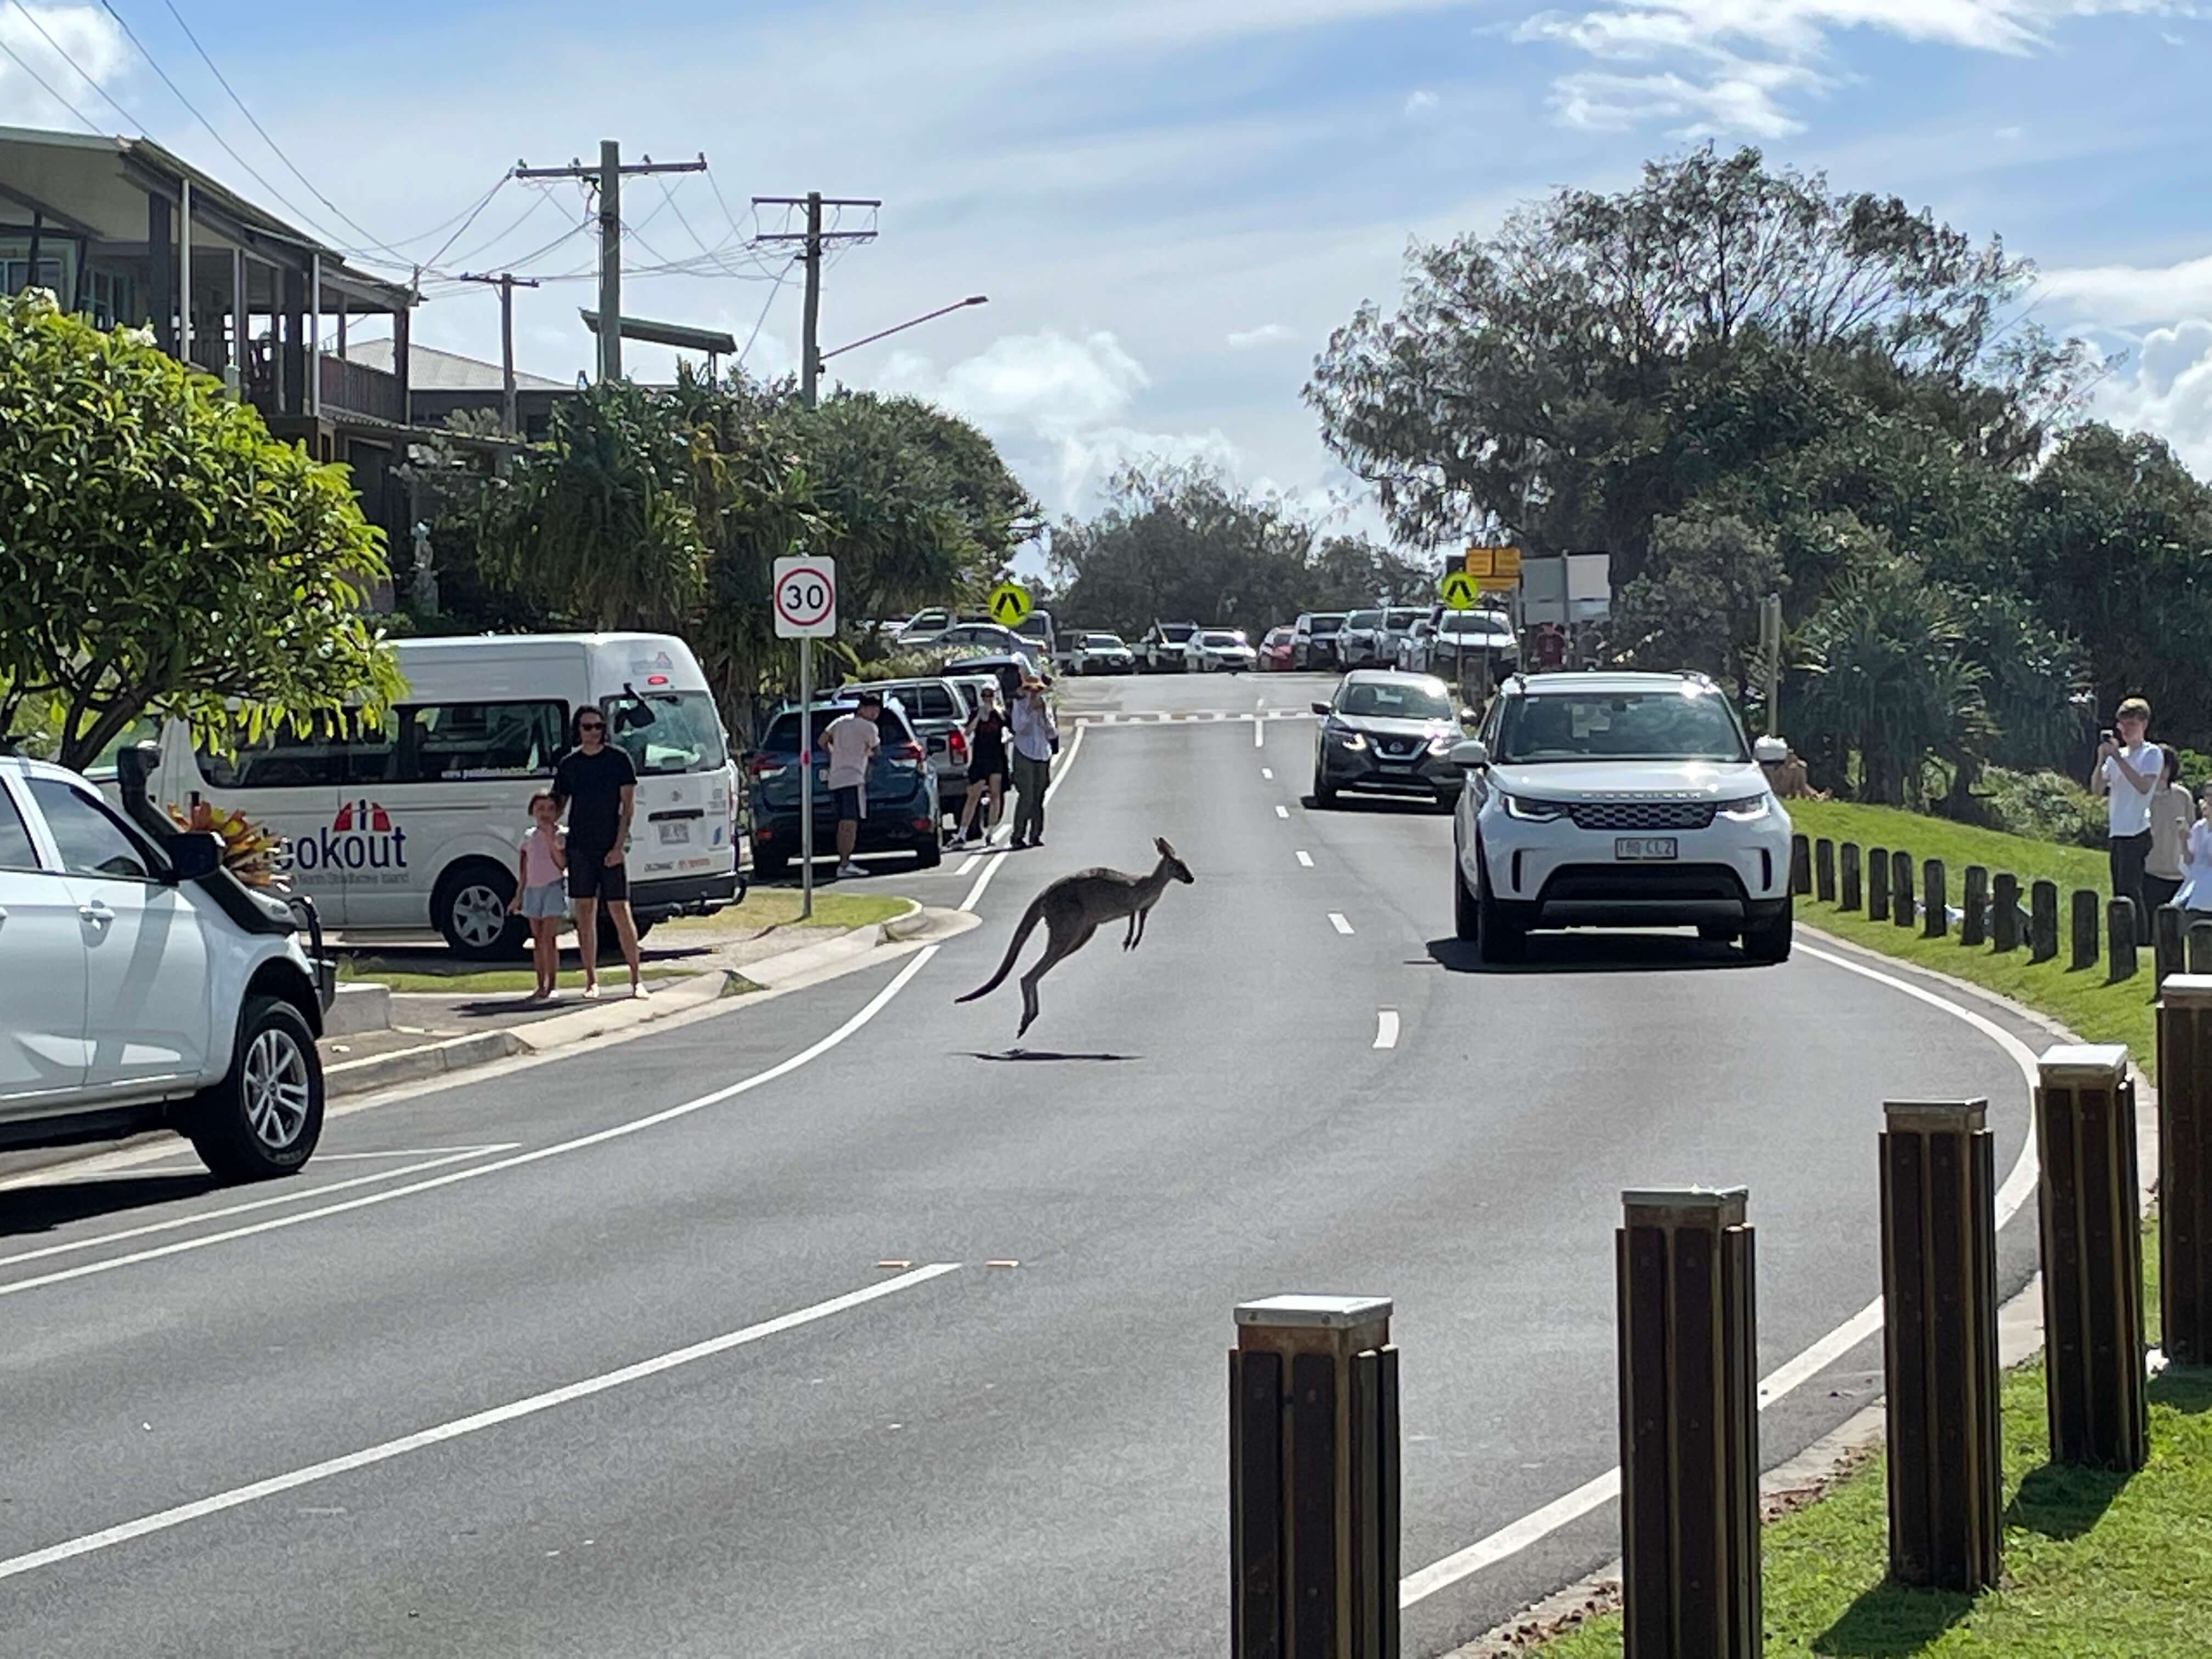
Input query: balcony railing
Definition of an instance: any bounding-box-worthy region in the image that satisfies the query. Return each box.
[319,354,405,424]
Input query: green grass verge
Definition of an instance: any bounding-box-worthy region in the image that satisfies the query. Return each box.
[1538,1240,2212,1658]
[1788,800,2159,1079]
[658,888,912,932]
[336,961,695,995]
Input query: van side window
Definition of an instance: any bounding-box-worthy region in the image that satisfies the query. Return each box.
[196,715,394,789]
[399,702,566,782]
[0,782,42,871]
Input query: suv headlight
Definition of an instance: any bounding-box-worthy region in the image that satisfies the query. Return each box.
[1426,734,1455,755]
[1502,793,1567,822]
[1717,793,1773,821]
[1332,725,1368,752]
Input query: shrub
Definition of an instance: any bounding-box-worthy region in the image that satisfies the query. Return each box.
[1977,766,2106,849]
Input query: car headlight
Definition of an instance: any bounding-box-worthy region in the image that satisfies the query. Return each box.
[1502,793,1567,822]
[1331,725,1368,752]
[1717,793,1773,821]
[1426,735,1454,755]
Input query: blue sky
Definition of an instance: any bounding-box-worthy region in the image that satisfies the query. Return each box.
[7,0,2212,554]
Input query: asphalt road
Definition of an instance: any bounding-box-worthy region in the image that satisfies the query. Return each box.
[0,672,2050,1657]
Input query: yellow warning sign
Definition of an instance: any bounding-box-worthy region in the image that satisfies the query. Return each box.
[1440,569,1481,610]
[1493,545,1522,579]
[988,582,1032,627]
[1463,546,1493,579]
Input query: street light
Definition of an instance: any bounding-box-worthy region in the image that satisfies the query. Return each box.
[816,295,988,371]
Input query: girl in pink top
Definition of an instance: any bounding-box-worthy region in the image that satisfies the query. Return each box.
[516,792,569,1000]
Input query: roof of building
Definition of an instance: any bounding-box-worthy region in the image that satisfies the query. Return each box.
[346,339,575,394]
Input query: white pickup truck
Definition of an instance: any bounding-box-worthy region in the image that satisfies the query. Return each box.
[0,751,330,1181]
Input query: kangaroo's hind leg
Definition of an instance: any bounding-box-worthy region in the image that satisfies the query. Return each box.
[1018,918,1097,1037]
[1123,911,1138,950]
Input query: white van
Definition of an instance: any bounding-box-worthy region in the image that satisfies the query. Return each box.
[143,633,742,957]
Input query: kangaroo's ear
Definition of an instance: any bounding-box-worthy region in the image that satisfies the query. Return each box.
[1155,836,1176,857]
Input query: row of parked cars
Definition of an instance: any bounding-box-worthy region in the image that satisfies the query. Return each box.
[1272,606,1521,676]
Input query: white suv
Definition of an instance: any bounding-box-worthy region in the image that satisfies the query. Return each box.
[1,755,329,1180]
[1447,673,1793,964]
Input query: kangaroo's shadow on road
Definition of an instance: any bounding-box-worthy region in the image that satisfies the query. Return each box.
[964,1050,1138,1063]
[0,1172,221,1238]
[1421,934,1759,975]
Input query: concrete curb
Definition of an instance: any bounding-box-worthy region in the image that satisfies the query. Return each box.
[1448,921,2160,1656]
[323,901,935,1099]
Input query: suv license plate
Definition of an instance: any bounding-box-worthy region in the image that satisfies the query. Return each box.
[1616,837,1677,861]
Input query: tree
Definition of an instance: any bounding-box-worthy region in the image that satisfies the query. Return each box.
[1306,145,2095,582]
[0,289,400,770]
[1610,512,1784,688]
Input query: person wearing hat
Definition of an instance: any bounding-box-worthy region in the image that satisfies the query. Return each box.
[1007,676,1059,849]
[2091,696,2164,921]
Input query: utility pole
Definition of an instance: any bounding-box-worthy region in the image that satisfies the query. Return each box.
[515,143,706,384]
[752,191,880,407]
[456,272,541,436]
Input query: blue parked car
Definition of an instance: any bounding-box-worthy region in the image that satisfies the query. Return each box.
[746,699,942,878]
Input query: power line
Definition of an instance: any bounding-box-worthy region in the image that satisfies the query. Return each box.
[738,256,798,369]
[151,0,419,268]
[0,7,106,134]
[415,172,512,274]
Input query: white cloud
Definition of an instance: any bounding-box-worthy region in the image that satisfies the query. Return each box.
[1404,88,1441,117]
[1226,322,1297,349]
[1512,0,2192,136]
[0,3,129,127]
[2092,319,2212,477]
[2039,253,2212,323]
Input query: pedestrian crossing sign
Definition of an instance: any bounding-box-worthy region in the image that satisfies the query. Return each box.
[1439,569,1480,610]
[989,582,1032,626]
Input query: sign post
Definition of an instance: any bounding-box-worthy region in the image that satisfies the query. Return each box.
[773,556,838,920]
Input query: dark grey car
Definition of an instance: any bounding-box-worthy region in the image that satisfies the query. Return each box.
[1311,670,1472,808]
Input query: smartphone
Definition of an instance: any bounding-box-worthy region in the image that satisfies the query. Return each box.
[2102,729,2117,744]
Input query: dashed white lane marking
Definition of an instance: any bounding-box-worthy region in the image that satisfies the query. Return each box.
[0,1148,512,1277]
[1397,937,2046,1610]
[0,1264,961,1584]
[1274,805,1290,820]
[1373,1010,1400,1049]
[953,855,981,877]
[1295,851,1314,868]
[1261,767,1273,780]
[1328,913,1353,935]
[1254,719,1265,748]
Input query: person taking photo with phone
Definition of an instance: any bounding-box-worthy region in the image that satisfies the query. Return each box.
[2091,696,2164,922]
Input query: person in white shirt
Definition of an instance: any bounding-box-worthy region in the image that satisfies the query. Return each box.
[2090,696,2163,921]
[822,693,882,879]
[1007,678,1059,849]
[2176,783,2212,916]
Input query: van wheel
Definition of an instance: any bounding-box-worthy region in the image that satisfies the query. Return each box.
[435,859,526,960]
[188,995,323,1181]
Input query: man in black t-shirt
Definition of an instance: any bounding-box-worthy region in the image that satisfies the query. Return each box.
[552,708,646,998]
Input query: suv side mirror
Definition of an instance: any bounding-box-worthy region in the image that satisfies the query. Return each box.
[1310,701,1333,717]
[1460,708,1479,726]
[1448,739,1490,771]
[167,830,224,883]
[1753,736,1789,764]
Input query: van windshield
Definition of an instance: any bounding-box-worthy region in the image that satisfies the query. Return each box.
[603,690,727,775]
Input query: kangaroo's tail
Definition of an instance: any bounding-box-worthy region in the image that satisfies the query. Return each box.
[956,893,1048,1003]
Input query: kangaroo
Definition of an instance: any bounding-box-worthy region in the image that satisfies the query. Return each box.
[956,837,1195,1037]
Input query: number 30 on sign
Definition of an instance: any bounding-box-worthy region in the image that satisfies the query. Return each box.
[772,556,838,639]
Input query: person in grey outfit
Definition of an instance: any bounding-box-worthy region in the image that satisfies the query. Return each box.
[1007,678,1058,849]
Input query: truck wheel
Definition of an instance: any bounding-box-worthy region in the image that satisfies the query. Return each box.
[188,995,323,1181]
[435,859,526,960]
[1743,902,1793,964]
[1477,862,1527,965]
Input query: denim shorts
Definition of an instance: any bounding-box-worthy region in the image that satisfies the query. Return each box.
[518,880,568,920]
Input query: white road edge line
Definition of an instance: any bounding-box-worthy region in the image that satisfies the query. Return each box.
[0,1148,510,1274]
[953,854,981,878]
[1373,1010,1400,1049]
[1397,938,2045,1609]
[1295,851,1314,869]
[0,1263,961,1584]
[1329,913,1354,935]
[0,950,944,1301]
[957,721,1086,914]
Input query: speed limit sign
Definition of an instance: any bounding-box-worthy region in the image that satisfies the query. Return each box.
[772,556,837,639]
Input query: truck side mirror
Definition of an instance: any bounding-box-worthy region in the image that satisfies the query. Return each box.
[166,830,224,883]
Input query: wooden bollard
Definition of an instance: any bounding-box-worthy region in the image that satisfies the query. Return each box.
[1869,848,1891,923]
[1790,834,1812,898]
[2030,881,2059,964]
[1840,844,1863,912]
[2155,904,2185,988]
[1231,1295,1399,1658]
[1923,859,1947,939]
[1891,851,1914,927]
[2109,900,2138,983]
[2072,890,2101,972]
[2157,977,2212,1367]
[1618,1189,1760,1658]
[1815,838,1836,904]
[1880,1100,2002,1591]
[1991,874,2020,952]
[2192,923,2212,976]
[1962,866,1989,947]
[2034,1046,2147,1469]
